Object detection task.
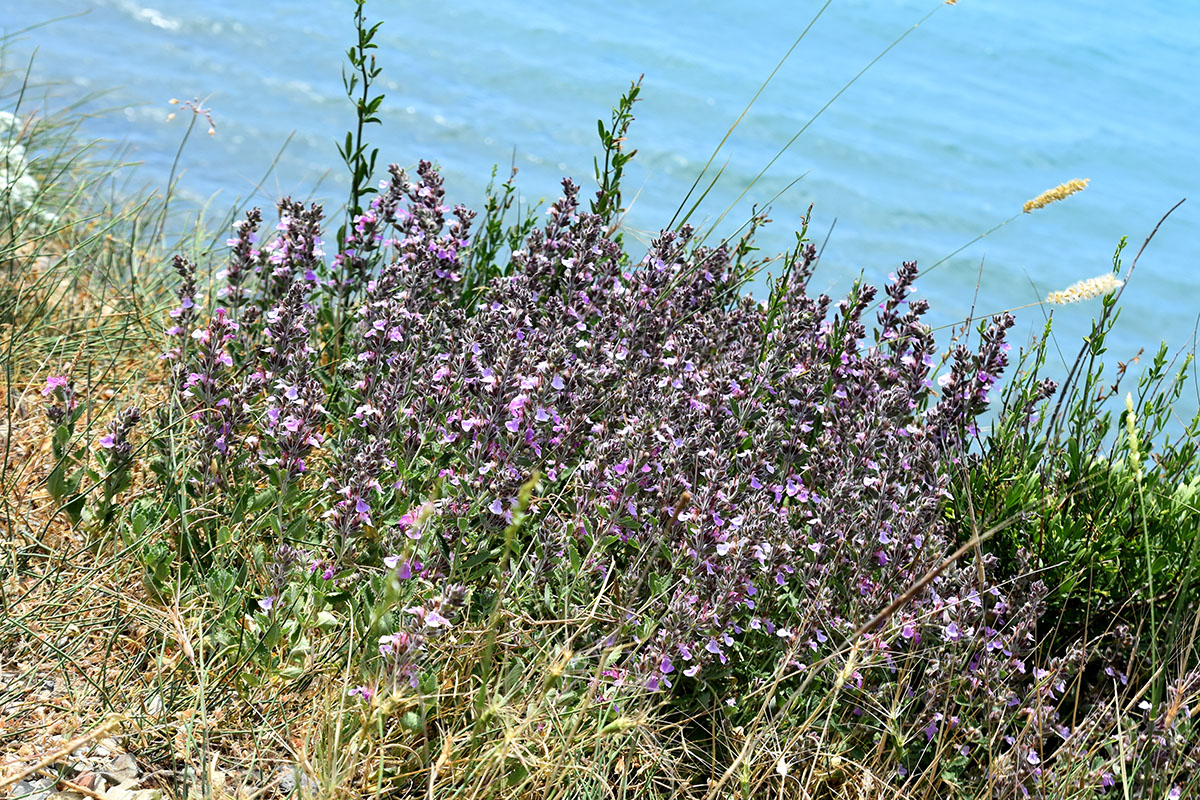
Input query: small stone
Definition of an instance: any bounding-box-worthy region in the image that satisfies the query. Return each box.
[142,695,164,718]
[11,780,52,800]
[92,738,119,758]
[274,765,316,797]
[275,766,296,796]
[104,754,140,783]
[104,784,162,800]
[72,772,106,793]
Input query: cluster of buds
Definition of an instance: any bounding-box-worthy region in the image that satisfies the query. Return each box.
[98,406,142,467]
[42,374,76,424]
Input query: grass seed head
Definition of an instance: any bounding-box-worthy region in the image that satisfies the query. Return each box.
[1045,272,1123,304]
[1024,178,1089,213]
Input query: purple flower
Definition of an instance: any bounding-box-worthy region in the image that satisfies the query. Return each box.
[43,375,69,396]
[347,685,374,702]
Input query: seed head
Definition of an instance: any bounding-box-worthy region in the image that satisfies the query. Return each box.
[1045,272,1122,305]
[1024,179,1089,213]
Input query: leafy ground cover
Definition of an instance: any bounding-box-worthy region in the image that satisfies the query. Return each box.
[2,8,1198,799]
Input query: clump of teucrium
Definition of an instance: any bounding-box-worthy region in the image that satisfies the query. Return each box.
[124,157,1186,796]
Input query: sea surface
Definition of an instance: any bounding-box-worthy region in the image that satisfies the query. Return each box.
[4,1,1198,422]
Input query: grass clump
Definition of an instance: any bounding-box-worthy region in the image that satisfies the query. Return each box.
[3,8,1199,800]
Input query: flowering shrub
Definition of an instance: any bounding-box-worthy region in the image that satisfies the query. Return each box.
[23,35,1197,796]
[69,139,1164,794]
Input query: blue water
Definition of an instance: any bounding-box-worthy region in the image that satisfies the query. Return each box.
[4,1,1199,420]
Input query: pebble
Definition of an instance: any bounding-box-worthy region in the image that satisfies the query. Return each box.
[71,772,107,794]
[276,765,297,796]
[10,779,52,800]
[104,754,140,783]
[105,786,162,800]
[274,764,317,797]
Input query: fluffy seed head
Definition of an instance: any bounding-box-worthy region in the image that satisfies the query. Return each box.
[1024,179,1089,213]
[1045,272,1123,305]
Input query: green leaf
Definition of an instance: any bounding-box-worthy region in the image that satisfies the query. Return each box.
[64,493,85,523]
[47,464,66,502]
[285,515,306,541]
[250,488,276,512]
[506,761,529,787]
[278,665,305,681]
